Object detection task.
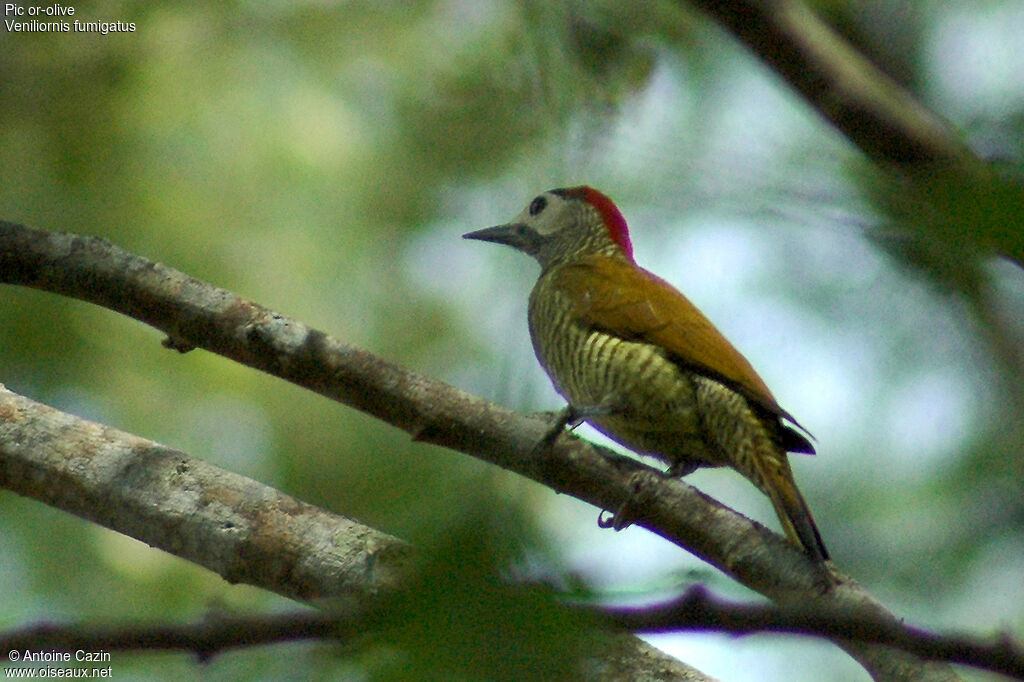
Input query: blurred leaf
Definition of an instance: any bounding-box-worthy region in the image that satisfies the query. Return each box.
[359,504,596,682]
[859,163,1024,380]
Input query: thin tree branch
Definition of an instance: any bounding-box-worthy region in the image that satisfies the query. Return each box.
[2,583,1019,679]
[0,611,339,663]
[0,222,963,681]
[595,586,1024,680]
[684,0,978,168]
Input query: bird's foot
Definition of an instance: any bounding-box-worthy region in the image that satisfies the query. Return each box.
[597,503,634,531]
[598,461,698,531]
[597,471,648,531]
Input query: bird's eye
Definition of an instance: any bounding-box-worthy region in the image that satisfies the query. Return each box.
[528,196,547,216]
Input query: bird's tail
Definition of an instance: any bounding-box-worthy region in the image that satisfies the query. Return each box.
[691,377,829,561]
[762,464,829,562]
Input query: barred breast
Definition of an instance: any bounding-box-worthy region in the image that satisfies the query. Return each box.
[527,272,721,470]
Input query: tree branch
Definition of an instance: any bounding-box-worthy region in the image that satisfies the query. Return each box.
[0,385,709,682]
[0,611,338,663]
[595,586,1024,680]
[0,385,413,606]
[0,222,964,681]
[684,0,978,168]
[0,222,818,590]
[682,0,1024,273]
[3,583,1018,679]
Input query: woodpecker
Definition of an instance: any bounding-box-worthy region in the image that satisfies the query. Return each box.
[463,186,828,562]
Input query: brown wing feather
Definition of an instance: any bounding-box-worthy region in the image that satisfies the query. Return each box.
[553,255,793,423]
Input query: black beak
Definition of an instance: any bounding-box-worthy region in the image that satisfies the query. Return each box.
[462,223,541,255]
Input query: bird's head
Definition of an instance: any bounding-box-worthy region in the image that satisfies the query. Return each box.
[463,186,634,268]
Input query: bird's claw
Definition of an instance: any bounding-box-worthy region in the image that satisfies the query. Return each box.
[597,470,651,531]
[597,504,635,531]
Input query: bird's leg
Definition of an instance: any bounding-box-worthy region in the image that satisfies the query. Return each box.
[535,405,578,451]
[536,400,617,449]
[534,400,650,531]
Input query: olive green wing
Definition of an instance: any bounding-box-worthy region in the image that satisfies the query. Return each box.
[554,256,814,452]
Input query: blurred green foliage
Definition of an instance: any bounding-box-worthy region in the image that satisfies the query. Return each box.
[2,1,1023,680]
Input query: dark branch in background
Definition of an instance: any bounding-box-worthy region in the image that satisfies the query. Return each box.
[0,612,338,663]
[0,222,969,682]
[596,586,1024,681]
[684,0,978,168]
[1,581,1020,680]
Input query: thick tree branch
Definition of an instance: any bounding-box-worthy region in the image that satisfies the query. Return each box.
[0,385,413,606]
[0,385,707,682]
[684,0,978,168]
[0,222,963,681]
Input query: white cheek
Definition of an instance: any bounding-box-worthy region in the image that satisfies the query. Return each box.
[535,206,568,236]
